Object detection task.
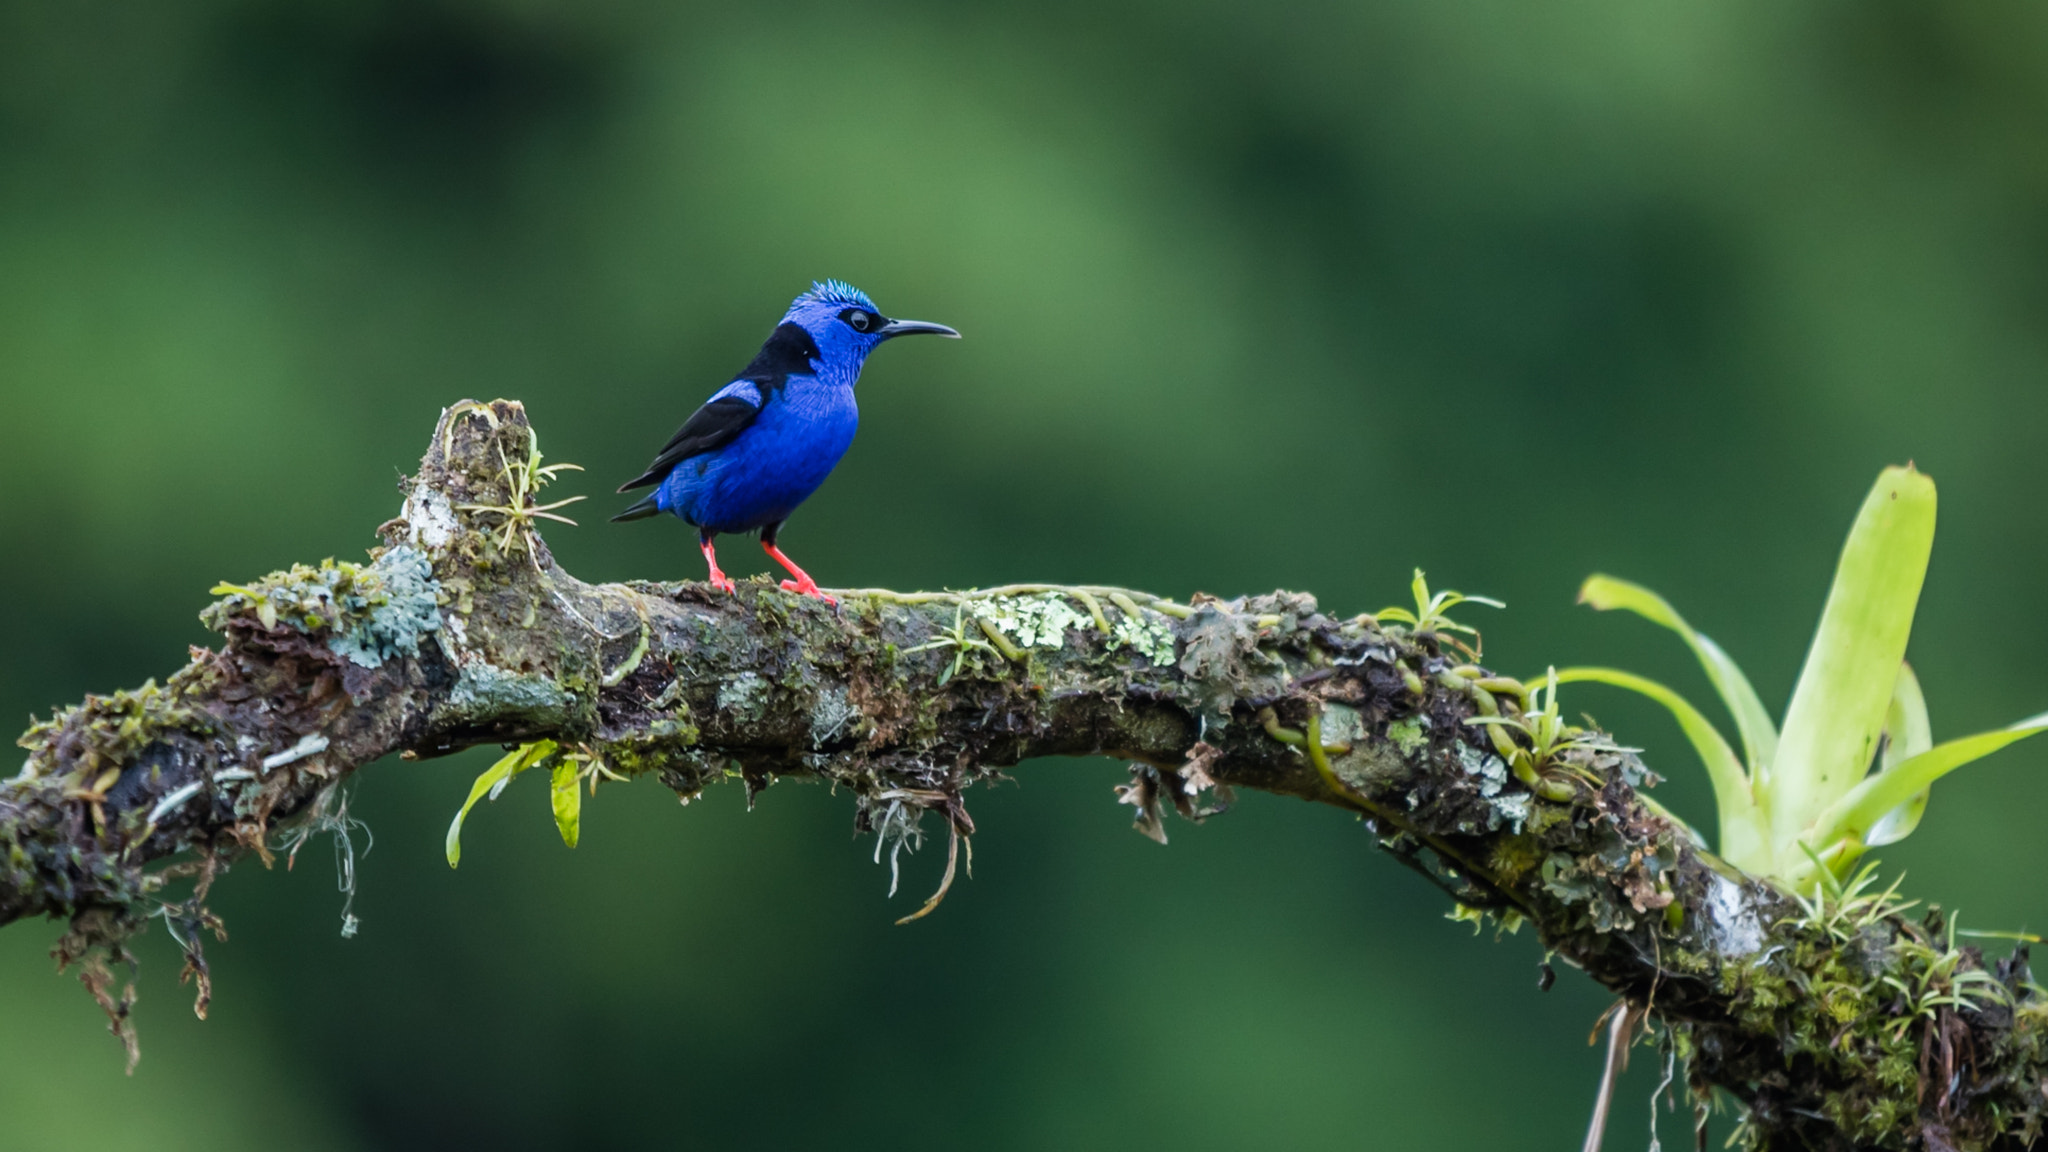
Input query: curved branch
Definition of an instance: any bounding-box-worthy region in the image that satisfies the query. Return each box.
[1,400,2040,1149]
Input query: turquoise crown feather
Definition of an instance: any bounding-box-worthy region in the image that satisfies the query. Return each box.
[800,279,876,311]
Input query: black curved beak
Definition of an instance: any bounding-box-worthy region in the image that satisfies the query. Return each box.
[876,318,961,339]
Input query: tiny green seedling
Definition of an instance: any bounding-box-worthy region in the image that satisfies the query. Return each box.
[1376,568,1504,658]
[1557,466,2048,890]
[1467,668,1631,794]
[454,424,586,558]
[1881,912,2011,1041]
[903,603,1003,685]
[1782,856,1915,945]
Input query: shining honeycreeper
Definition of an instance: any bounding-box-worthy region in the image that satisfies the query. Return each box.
[612,281,959,604]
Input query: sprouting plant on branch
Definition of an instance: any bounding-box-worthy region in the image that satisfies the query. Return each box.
[1556,465,2048,889]
[1375,568,1503,657]
[452,418,587,557]
[1466,668,1631,791]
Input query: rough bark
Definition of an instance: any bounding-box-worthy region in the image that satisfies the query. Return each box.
[1,400,2041,1150]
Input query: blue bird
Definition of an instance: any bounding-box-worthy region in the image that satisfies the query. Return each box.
[612,281,959,604]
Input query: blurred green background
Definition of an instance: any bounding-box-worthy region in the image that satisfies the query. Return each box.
[3,1,2046,1147]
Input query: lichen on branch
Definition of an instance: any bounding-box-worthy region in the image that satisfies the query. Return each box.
[0,400,2040,1149]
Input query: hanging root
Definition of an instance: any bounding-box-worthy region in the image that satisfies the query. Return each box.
[277,785,373,939]
[1582,999,1648,1152]
[868,786,976,926]
[895,820,971,926]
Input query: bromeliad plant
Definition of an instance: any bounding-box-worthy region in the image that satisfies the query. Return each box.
[1556,466,2048,891]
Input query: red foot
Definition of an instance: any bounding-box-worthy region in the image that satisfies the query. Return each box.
[763,542,836,605]
[700,539,737,594]
[778,577,837,605]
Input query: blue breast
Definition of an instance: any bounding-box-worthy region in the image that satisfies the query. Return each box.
[656,377,859,533]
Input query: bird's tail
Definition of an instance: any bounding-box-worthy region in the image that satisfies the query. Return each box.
[610,494,664,523]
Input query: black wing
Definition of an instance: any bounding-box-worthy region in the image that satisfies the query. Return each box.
[616,390,762,492]
[616,322,823,493]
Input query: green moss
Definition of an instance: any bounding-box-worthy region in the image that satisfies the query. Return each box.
[1827,1090,1913,1141]
[1662,946,1714,976]
[202,546,442,669]
[1870,1049,1918,1094]
[906,692,947,747]
[18,678,208,780]
[599,718,702,777]
[1525,803,1573,837]
[750,586,794,631]
[1484,834,1545,885]
[1706,920,1977,1150]
[1386,716,1428,756]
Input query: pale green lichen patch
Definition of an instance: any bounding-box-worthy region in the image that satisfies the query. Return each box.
[1327,740,1408,796]
[436,662,574,730]
[402,486,460,553]
[1110,609,1176,666]
[1386,716,1430,757]
[1320,703,1365,747]
[1489,792,1532,834]
[327,547,441,668]
[1454,743,1529,832]
[1541,852,1606,909]
[968,595,1092,649]
[1176,606,1288,721]
[808,685,859,748]
[203,546,441,669]
[717,672,769,718]
[1702,871,1765,957]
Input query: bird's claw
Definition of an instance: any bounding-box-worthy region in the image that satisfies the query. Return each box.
[779,578,837,606]
[709,574,737,594]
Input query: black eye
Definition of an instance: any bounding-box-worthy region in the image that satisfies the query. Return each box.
[843,310,872,332]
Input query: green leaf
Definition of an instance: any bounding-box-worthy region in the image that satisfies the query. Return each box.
[551,762,581,849]
[1883,662,1934,767]
[445,740,555,868]
[1795,839,1845,902]
[1577,574,1779,778]
[1865,662,1933,847]
[1807,710,2048,853]
[1552,666,1766,869]
[1770,466,1936,850]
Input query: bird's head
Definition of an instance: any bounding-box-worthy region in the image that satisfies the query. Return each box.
[782,280,959,378]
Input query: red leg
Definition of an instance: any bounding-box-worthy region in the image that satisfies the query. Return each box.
[761,541,836,605]
[700,538,736,594]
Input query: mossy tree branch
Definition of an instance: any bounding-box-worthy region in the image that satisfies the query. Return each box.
[1,401,2041,1149]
